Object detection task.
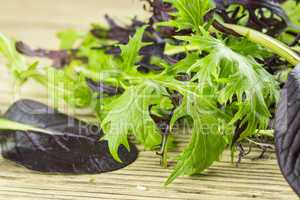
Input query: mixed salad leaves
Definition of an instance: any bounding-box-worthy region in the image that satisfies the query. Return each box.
[1,0,300,186]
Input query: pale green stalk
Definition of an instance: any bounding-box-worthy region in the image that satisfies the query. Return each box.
[0,118,63,136]
[223,23,300,65]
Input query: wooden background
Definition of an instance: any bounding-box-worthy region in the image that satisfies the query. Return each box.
[0,0,298,199]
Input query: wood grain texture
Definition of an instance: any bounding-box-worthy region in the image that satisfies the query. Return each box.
[0,0,298,199]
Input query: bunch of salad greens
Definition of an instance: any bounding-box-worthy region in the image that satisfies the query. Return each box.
[1,0,300,184]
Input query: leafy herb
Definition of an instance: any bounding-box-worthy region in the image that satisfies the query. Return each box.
[0,33,29,84]
[1,0,300,187]
[166,90,231,184]
[160,0,213,32]
[102,85,162,162]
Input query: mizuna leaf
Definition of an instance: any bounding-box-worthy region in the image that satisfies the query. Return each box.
[166,127,227,185]
[161,0,213,32]
[0,33,28,83]
[283,1,300,27]
[102,84,162,162]
[177,32,279,139]
[32,66,93,108]
[119,26,146,72]
[166,92,230,185]
[57,29,85,49]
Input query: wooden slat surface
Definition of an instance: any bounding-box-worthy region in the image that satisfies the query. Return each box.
[0,0,298,199]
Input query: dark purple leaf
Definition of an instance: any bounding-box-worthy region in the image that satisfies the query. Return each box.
[86,79,124,96]
[16,41,87,68]
[138,57,163,73]
[275,64,300,197]
[263,55,288,75]
[214,0,294,36]
[15,41,71,68]
[142,0,173,24]
[0,99,138,173]
[91,15,145,44]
